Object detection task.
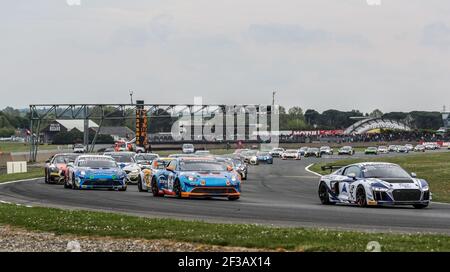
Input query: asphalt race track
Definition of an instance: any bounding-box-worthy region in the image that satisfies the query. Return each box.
[1,154,450,234]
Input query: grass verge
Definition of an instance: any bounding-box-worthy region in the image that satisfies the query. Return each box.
[0,142,62,153]
[0,168,42,183]
[309,152,450,203]
[0,203,449,251]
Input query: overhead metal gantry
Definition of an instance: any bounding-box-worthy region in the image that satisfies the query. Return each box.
[29,103,275,162]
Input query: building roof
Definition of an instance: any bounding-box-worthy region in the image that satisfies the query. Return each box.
[56,120,99,132]
[92,126,135,138]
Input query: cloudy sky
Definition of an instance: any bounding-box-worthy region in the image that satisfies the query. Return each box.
[1,0,450,113]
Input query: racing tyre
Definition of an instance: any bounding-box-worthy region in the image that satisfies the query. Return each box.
[173,179,182,198]
[72,175,79,190]
[318,182,335,205]
[356,186,367,207]
[228,196,240,201]
[413,204,428,209]
[118,187,127,192]
[151,177,162,197]
[63,179,70,189]
[137,175,145,192]
[44,170,49,184]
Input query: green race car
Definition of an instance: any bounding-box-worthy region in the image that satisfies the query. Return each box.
[365,147,378,155]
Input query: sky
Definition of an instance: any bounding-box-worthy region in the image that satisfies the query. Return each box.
[1,0,450,113]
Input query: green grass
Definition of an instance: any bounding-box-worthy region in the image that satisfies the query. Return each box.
[0,168,42,183]
[0,142,60,153]
[310,152,450,203]
[0,203,449,252]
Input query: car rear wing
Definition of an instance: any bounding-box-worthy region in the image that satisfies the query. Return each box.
[321,165,345,173]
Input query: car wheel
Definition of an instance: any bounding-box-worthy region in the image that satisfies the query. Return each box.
[44,170,49,184]
[228,196,240,201]
[318,182,335,205]
[72,175,79,190]
[118,187,127,191]
[137,175,145,192]
[356,186,367,207]
[173,179,182,198]
[413,204,428,209]
[151,177,162,197]
[63,178,70,189]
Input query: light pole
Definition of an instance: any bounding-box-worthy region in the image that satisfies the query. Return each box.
[129,90,134,105]
[272,91,277,106]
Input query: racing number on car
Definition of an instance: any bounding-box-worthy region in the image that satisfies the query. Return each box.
[350,185,355,197]
[168,175,174,191]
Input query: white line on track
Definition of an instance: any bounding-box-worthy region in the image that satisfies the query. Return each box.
[0,177,43,186]
[304,164,323,177]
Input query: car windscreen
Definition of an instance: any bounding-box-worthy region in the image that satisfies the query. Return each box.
[242,151,257,156]
[109,155,134,163]
[308,148,319,152]
[362,165,411,179]
[179,161,227,171]
[54,155,78,164]
[136,154,158,161]
[257,152,270,156]
[78,160,117,168]
[183,144,194,148]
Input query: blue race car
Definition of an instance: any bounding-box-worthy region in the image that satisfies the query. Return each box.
[65,155,127,191]
[152,158,241,200]
[256,151,273,164]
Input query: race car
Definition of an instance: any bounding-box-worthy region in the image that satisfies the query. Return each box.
[240,150,259,165]
[269,148,285,157]
[404,144,414,151]
[73,144,86,153]
[319,146,333,156]
[304,148,321,158]
[298,147,309,156]
[65,155,127,191]
[215,157,248,180]
[195,150,212,156]
[388,145,398,152]
[338,146,355,155]
[104,152,140,184]
[256,151,273,164]
[364,147,378,155]
[281,149,301,160]
[138,157,174,192]
[152,157,241,200]
[182,144,195,154]
[134,153,159,169]
[397,146,409,153]
[44,153,79,184]
[318,162,430,209]
[414,145,426,152]
[377,146,389,154]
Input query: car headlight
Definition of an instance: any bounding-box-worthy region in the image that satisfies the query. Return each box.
[372,187,389,192]
[231,176,237,182]
[422,186,429,191]
[187,176,197,182]
[50,166,58,172]
[80,171,86,177]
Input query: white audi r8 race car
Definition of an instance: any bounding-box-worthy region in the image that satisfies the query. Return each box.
[318,162,431,209]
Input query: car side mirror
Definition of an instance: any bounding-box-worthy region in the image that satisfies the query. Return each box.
[45,160,51,163]
[347,173,356,180]
[411,172,417,178]
[166,166,175,172]
[67,163,74,168]
[227,165,233,172]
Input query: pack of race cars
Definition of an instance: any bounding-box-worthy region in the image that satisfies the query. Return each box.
[44,150,247,200]
[44,144,436,208]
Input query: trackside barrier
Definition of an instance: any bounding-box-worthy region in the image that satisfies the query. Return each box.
[7,161,27,174]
